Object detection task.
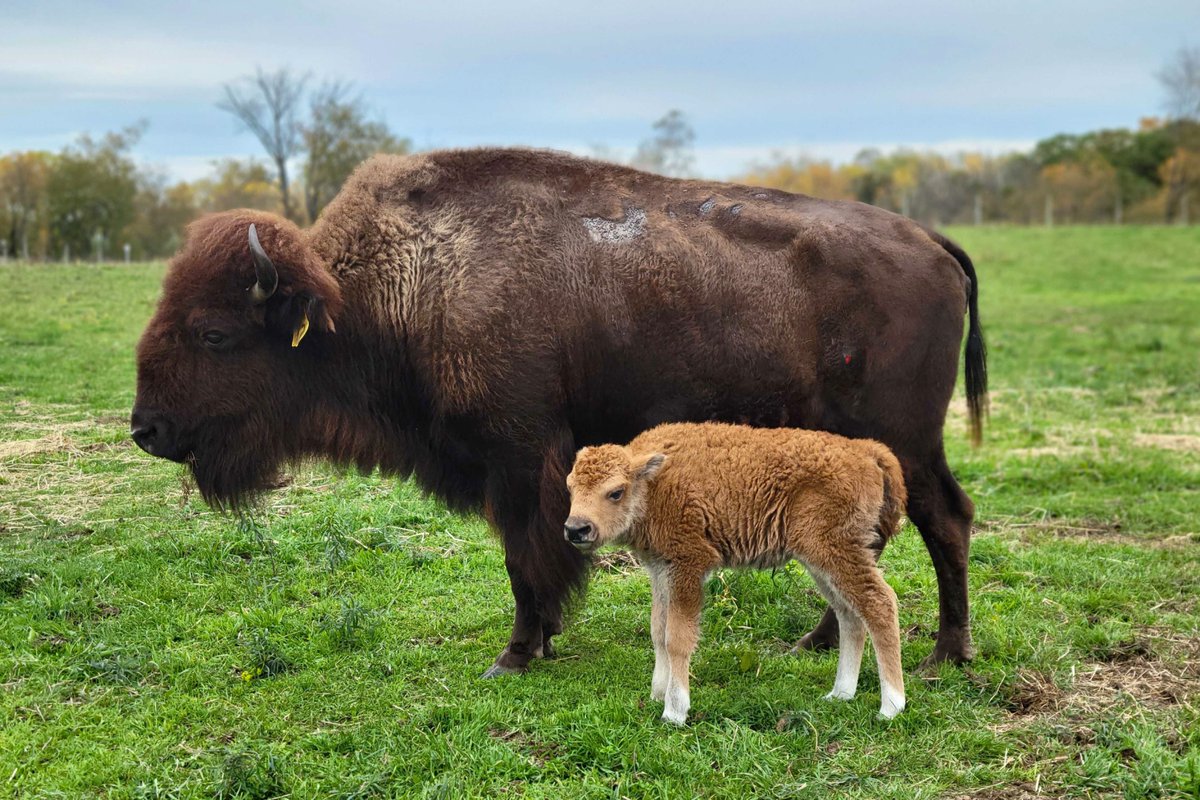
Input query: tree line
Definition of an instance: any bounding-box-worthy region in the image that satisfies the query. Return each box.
[735,117,1199,226]
[2,50,1197,262]
[0,69,409,262]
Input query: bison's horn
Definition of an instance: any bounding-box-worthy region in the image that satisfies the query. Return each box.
[247,223,278,303]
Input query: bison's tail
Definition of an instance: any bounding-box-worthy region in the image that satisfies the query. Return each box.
[925,229,989,446]
[871,443,907,545]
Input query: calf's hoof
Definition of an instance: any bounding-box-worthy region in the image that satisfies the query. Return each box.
[878,697,906,720]
[823,689,855,702]
[660,709,688,726]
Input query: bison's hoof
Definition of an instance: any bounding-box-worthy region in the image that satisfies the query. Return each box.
[915,636,975,674]
[481,662,527,679]
[791,630,837,654]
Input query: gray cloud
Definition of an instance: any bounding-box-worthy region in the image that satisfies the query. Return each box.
[3,0,1195,178]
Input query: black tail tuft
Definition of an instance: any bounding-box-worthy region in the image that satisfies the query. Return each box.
[926,230,988,446]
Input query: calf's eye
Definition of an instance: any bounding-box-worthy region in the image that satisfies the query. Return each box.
[202,330,227,347]
[608,488,625,502]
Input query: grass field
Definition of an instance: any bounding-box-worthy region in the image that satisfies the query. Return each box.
[1,226,1198,798]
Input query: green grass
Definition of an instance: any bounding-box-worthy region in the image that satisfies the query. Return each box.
[2,226,1198,799]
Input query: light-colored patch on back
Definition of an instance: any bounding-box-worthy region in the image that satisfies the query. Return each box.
[582,207,646,245]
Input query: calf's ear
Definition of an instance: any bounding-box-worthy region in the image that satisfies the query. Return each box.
[635,453,667,481]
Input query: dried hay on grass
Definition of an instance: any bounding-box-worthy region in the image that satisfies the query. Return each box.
[993,628,1200,737]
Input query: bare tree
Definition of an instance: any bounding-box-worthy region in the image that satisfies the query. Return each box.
[632,110,696,177]
[1157,46,1200,221]
[1159,45,1200,121]
[302,82,409,222]
[218,67,309,221]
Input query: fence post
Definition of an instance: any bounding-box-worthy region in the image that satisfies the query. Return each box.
[0,240,7,264]
[974,192,982,226]
[124,243,131,264]
[1044,194,1054,227]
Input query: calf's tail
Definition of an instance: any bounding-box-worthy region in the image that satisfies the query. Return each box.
[870,443,907,545]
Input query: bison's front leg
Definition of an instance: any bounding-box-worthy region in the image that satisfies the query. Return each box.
[482,552,546,677]
[481,458,588,678]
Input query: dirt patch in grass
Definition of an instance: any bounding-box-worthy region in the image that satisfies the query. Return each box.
[979,517,1198,550]
[487,727,560,766]
[1133,433,1200,454]
[1006,445,1090,459]
[1071,629,1200,712]
[1004,670,1065,717]
[995,628,1200,735]
[0,432,74,458]
[594,550,641,574]
[947,781,1057,800]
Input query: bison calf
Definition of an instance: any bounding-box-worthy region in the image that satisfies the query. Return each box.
[565,422,908,724]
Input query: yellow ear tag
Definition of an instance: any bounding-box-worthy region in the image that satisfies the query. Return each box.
[291,312,310,348]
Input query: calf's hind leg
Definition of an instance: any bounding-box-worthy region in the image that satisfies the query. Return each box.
[793,523,889,655]
[805,568,866,701]
[822,556,906,719]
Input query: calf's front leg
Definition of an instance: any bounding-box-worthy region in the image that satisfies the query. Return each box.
[661,570,703,725]
[646,562,670,701]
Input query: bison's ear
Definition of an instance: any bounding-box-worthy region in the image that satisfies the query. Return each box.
[634,453,667,482]
[266,292,337,348]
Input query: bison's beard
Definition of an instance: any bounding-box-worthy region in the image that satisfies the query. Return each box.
[187,417,291,510]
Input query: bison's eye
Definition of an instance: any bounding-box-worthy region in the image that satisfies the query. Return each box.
[607,488,625,502]
[201,330,227,347]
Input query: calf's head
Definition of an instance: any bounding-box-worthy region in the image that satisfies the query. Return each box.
[564,445,666,550]
[131,210,342,507]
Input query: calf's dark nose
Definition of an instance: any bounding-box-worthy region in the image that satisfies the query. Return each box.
[564,518,594,544]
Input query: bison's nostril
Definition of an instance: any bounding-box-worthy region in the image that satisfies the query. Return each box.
[130,411,179,459]
[131,422,159,453]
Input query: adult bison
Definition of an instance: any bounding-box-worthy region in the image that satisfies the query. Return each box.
[132,148,986,674]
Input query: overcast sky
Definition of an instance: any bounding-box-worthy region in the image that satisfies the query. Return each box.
[3,0,1196,180]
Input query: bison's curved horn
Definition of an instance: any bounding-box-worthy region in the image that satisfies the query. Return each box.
[247,223,278,303]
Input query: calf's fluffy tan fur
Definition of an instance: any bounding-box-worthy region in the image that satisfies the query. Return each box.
[565,422,908,724]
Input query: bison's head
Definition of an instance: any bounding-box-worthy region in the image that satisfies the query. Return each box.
[564,445,666,551]
[131,210,343,507]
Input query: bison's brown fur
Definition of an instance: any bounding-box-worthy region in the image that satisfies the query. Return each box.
[566,422,907,723]
[133,147,985,676]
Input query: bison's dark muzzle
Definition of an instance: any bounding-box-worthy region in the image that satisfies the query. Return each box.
[130,409,187,462]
